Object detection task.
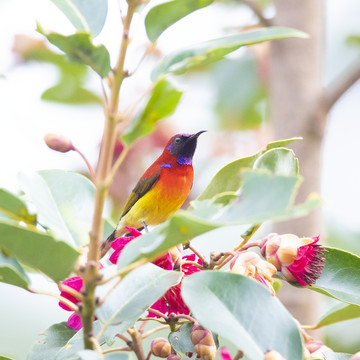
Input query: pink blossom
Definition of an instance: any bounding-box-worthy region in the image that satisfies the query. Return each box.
[261,233,327,286]
[109,227,142,264]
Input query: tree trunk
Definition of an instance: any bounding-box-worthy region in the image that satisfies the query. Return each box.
[269,0,326,326]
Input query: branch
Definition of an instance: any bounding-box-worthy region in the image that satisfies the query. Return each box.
[29,288,78,312]
[241,0,273,27]
[324,59,360,114]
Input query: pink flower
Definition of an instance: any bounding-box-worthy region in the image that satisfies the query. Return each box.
[59,276,83,330]
[220,347,233,360]
[260,233,327,286]
[108,227,201,317]
[109,227,142,264]
[149,254,202,317]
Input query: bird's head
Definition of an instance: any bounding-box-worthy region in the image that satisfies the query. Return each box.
[166,131,206,165]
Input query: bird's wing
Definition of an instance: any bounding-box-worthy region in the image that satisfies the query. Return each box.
[120,172,161,218]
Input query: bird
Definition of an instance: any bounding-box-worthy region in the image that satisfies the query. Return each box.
[101,131,206,256]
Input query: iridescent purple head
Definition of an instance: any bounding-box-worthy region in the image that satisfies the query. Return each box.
[166,131,206,165]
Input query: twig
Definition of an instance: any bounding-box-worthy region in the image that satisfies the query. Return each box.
[142,325,169,339]
[146,308,168,320]
[29,288,78,312]
[323,59,360,114]
[187,244,207,265]
[145,350,152,360]
[181,261,203,270]
[117,333,132,344]
[96,258,148,285]
[58,283,83,302]
[241,0,273,27]
[102,347,131,354]
[72,146,96,181]
[138,317,168,325]
[128,327,146,360]
[233,350,244,360]
[82,0,138,350]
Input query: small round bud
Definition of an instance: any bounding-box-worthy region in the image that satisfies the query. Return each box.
[350,352,360,360]
[151,338,172,358]
[190,325,217,360]
[44,133,74,153]
[264,350,286,360]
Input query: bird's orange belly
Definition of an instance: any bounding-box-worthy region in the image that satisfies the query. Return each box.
[121,171,192,229]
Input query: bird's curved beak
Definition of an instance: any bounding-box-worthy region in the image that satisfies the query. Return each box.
[189,130,207,140]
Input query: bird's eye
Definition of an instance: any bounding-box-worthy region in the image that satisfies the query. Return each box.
[175,137,181,143]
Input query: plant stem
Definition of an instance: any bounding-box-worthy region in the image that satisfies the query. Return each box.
[73,146,96,181]
[141,325,169,339]
[58,283,83,301]
[128,327,146,360]
[82,0,137,350]
[29,288,78,312]
[187,244,207,265]
[102,347,131,354]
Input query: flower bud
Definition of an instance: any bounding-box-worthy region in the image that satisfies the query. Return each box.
[44,133,74,153]
[190,325,217,360]
[260,233,327,286]
[230,252,277,295]
[151,338,172,358]
[167,355,180,360]
[264,350,286,360]
[169,245,183,269]
[305,339,323,354]
[350,352,360,360]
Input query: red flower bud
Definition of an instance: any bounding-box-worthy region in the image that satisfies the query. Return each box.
[260,233,327,286]
[190,325,217,360]
[151,338,172,358]
[44,133,74,153]
[264,350,286,360]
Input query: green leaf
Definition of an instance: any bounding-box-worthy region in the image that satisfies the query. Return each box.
[96,264,182,338]
[182,272,303,360]
[145,0,214,42]
[0,356,16,360]
[27,322,76,360]
[212,56,268,130]
[314,303,360,329]
[25,47,101,104]
[310,247,360,306]
[37,25,111,78]
[55,322,103,360]
[152,27,308,79]
[253,148,299,176]
[322,349,352,360]
[18,170,98,249]
[41,78,102,104]
[168,323,195,358]
[121,78,183,146]
[214,171,304,224]
[197,137,301,201]
[77,350,101,360]
[0,252,30,289]
[0,220,79,282]
[0,189,36,224]
[117,171,321,269]
[49,0,108,36]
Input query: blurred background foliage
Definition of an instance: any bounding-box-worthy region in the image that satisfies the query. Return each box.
[1,0,360,358]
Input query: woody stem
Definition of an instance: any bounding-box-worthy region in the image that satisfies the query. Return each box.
[82,0,137,350]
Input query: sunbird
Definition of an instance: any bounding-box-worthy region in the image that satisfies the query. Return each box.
[101,131,206,256]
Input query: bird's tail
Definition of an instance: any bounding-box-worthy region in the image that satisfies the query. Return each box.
[100,226,126,258]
